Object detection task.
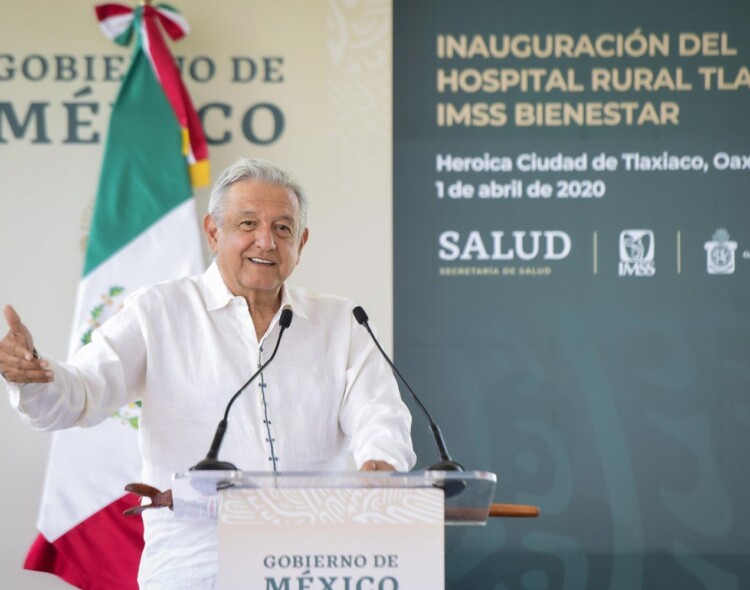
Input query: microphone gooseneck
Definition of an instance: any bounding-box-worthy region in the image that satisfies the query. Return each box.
[191,308,294,471]
[352,306,464,473]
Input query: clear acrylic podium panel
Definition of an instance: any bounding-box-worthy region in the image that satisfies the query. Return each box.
[173,470,497,525]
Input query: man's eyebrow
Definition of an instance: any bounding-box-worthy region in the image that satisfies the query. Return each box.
[234,211,296,225]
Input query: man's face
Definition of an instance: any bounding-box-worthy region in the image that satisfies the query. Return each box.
[204,179,308,303]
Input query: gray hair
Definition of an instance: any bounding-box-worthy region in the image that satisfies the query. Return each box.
[208,158,308,238]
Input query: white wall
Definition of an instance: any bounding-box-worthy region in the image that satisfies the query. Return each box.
[0,1,393,586]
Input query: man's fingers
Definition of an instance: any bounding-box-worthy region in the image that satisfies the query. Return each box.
[3,305,25,334]
[0,350,52,383]
[0,306,42,383]
[23,371,54,384]
[0,349,48,370]
[0,337,35,361]
[359,460,396,472]
[0,367,54,383]
[2,305,34,354]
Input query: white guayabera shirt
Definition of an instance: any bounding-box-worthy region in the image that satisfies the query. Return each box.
[7,262,416,588]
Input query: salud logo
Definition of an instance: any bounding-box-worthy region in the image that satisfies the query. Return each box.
[704,228,737,274]
[619,230,655,277]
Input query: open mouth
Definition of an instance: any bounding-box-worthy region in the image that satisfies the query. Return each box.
[249,257,276,266]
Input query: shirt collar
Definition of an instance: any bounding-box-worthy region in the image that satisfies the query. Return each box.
[202,261,309,321]
[281,283,309,321]
[202,261,235,311]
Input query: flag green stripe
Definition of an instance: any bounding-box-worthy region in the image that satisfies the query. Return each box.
[83,48,191,277]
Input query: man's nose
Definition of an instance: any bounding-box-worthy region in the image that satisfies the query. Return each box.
[255,225,276,250]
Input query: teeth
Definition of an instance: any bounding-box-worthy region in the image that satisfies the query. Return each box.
[250,257,274,265]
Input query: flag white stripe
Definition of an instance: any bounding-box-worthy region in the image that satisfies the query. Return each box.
[156,7,191,36]
[38,410,142,541]
[98,13,135,41]
[67,200,204,357]
[39,200,204,541]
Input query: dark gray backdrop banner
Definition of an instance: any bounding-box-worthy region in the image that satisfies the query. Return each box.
[393,1,750,588]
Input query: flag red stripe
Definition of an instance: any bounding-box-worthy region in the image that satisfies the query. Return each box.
[24,495,144,590]
[143,5,188,128]
[155,9,187,41]
[142,5,209,164]
[95,3,133,21]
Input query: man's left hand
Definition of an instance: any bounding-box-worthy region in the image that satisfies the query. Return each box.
[359,460,395,472]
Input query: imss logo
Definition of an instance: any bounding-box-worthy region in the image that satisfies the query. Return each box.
[704,228,737,274]
[618,230,655,276]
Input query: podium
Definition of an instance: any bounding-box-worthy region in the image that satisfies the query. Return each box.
[173,470,497,588]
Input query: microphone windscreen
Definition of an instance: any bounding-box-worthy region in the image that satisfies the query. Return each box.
[352,306,369,325]
[279,308,293,328]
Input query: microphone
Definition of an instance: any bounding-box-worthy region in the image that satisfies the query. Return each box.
[191,308,293,471]
[352,306,464,472]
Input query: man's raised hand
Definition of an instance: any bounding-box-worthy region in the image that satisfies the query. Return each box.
[0,305,53,384]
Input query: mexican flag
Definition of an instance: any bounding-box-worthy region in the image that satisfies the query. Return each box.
[23,3,208,588]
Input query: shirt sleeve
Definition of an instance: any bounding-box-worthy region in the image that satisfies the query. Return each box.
[5,299,146,431]
[338,314,417,472]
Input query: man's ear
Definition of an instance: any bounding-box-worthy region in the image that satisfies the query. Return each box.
[203,214,219,253]
[296,228,309,260]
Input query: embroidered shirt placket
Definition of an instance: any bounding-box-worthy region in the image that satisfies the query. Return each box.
[257,341,279,473]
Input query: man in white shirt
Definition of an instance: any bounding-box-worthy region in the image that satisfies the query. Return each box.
[0,157,416,587]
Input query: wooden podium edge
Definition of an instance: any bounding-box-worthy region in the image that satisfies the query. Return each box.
[488,503,540,518]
